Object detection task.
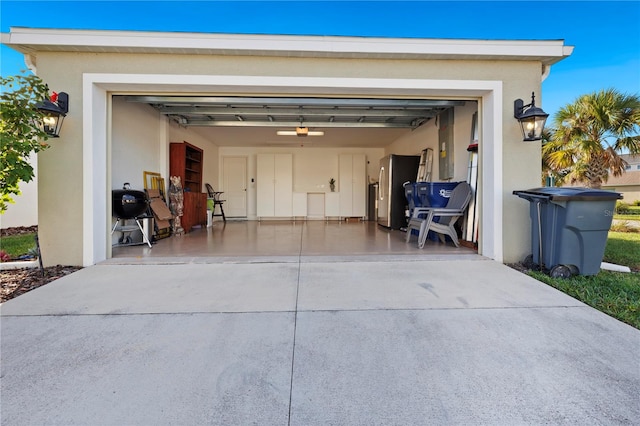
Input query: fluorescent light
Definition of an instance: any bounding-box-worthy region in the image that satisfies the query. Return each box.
[276,127,324,137]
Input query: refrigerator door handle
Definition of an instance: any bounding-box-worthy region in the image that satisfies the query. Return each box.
[379,166,384,200]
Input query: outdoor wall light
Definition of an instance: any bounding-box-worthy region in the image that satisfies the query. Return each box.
[37,92,69,137]
[514,92,548,141]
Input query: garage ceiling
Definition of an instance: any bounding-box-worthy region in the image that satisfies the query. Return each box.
[123,96,467,148]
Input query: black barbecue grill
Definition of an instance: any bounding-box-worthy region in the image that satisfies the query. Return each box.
[112,184,149,218]
[111,183,153,247]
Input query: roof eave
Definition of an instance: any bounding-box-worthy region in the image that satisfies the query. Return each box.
[2,27,574,65]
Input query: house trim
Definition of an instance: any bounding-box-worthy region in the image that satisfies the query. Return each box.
[82,73,503,266]
[4,27,573,65]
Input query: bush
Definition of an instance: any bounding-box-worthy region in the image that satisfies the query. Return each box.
[0,73,52,212]
[616,201,631,213]
[610,221,638,233]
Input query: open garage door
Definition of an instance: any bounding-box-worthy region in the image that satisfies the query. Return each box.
[111,94,480,261]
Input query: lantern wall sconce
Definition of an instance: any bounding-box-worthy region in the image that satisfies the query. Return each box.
[514,92,548,141]
[37,92,69,137]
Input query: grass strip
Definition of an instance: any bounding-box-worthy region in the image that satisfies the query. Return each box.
[614,215,640,221]
[0,233,37,258]
[604,232,640,271]
[530,270,640,329]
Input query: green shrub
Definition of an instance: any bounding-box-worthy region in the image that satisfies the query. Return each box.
[616,201,631,213]
[610,221,638,233]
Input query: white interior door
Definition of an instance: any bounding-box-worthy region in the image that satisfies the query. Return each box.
[339,154,354,216]
[257,154,275,217]
[353,154,367,217]
[223,156,247,217]
[273,154,293,217]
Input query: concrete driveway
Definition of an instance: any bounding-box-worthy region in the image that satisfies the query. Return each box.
[2,256,639,425]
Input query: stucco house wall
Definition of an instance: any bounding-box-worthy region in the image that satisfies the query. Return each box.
[0,155,38,229]
[2,29,571,266]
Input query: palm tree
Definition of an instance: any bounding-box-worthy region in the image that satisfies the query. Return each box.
[542,88,640,188]
[540,129,568,186]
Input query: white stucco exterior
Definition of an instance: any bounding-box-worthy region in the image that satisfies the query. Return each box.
[1,28,573,266]
[0,155,38,228]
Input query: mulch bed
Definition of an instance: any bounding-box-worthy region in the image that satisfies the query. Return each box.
[1,225,40,237]
[506,262,532,274]
[1,226,83,303]
[1,265,83,303]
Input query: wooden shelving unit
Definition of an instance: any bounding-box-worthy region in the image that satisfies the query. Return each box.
[170,141,206,232]
[170,141,203,193]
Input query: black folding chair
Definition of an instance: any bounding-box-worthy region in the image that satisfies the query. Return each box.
[205,183,226,222]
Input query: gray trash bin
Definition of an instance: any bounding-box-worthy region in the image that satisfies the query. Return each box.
[513,187,622,277]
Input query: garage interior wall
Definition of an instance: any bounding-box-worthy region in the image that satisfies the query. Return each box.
[111,99,220,246]
[217,146,385,219]
[112,99,220,192]
[111,101,478,223]
[111,98,163,191]
[385,102,478,183]
[167,121,220,192]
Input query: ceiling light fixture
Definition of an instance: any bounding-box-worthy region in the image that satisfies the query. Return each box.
[276,126,324,137]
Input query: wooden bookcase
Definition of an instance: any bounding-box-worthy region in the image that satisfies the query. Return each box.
[170,141,206,232]
[182,192,207,233]
[170,141,203,193]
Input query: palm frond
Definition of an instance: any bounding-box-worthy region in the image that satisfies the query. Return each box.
[543,88,640,188]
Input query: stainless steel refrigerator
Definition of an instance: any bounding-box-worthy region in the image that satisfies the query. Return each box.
[377,154,420,229]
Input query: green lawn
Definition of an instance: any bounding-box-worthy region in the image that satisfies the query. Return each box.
[615,214,640,221]
[0,233,37,259]
[528,231,640,329]
[604,232,640,271]
[530,269,640,329]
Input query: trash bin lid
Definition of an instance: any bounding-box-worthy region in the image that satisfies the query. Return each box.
[513,187,623,201]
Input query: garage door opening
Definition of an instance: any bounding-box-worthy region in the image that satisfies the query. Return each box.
[85,73,502,266]
[109,94,481,262]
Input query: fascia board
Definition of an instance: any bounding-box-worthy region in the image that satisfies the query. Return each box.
[3,27,573,65]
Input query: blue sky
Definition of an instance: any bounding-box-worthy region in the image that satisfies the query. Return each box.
[1,1,639,118]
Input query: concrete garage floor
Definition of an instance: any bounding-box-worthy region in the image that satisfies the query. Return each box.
[2,222,639,424]
[108,220,475,263]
